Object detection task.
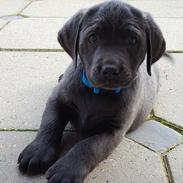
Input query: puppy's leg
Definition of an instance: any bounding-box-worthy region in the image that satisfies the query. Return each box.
[18,87,70,174]
[46,130,123,183]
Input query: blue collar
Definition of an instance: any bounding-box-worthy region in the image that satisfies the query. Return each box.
[82,70,121,94]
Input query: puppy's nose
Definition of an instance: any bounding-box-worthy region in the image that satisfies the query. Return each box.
[101,65,119,77]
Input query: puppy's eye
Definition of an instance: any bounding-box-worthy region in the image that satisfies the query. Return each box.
[128,36,138,46]
[88,34,97,43]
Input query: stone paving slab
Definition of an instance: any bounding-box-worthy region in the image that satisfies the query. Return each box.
[86,138,166,183]
[0,18,67,50]
[0,17,182,51]
[154,54,183,127]
[0,132,167,183]
[129,0,183,18]
[167,143,183,183]
[0,132,45,183]
[0,0,30,17]
[127,120,183,153]
[22,0,105,18]
[22,0,183,18]
[0,52,71,129]
[155,18,183,51]
[0,19,7,29]
[1,52,181,131]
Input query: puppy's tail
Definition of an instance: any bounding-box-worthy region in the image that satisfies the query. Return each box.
[58,74,63,82]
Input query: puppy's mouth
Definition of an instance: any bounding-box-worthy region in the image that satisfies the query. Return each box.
[89,76,137,90]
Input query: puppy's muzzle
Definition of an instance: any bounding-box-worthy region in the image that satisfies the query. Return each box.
[93,63,122,89]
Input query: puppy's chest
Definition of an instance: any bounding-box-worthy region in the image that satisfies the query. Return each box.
[72,95,126,133]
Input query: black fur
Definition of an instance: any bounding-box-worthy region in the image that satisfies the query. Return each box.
[18,1,166,183]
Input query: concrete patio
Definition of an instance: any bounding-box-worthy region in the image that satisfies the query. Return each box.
[0,0,183,182]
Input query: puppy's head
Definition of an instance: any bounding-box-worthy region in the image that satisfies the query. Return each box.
[58,1,165,89]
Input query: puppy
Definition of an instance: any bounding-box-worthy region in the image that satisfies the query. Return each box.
[18,1,165,182]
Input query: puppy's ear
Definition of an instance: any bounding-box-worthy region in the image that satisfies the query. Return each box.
[144,13,166,76]
[57,10,86,68]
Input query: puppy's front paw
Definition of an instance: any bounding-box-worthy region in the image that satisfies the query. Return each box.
[18,140,57,175]
[46,158,85,183]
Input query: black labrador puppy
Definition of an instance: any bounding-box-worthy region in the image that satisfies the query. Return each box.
[18,1,165,182]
